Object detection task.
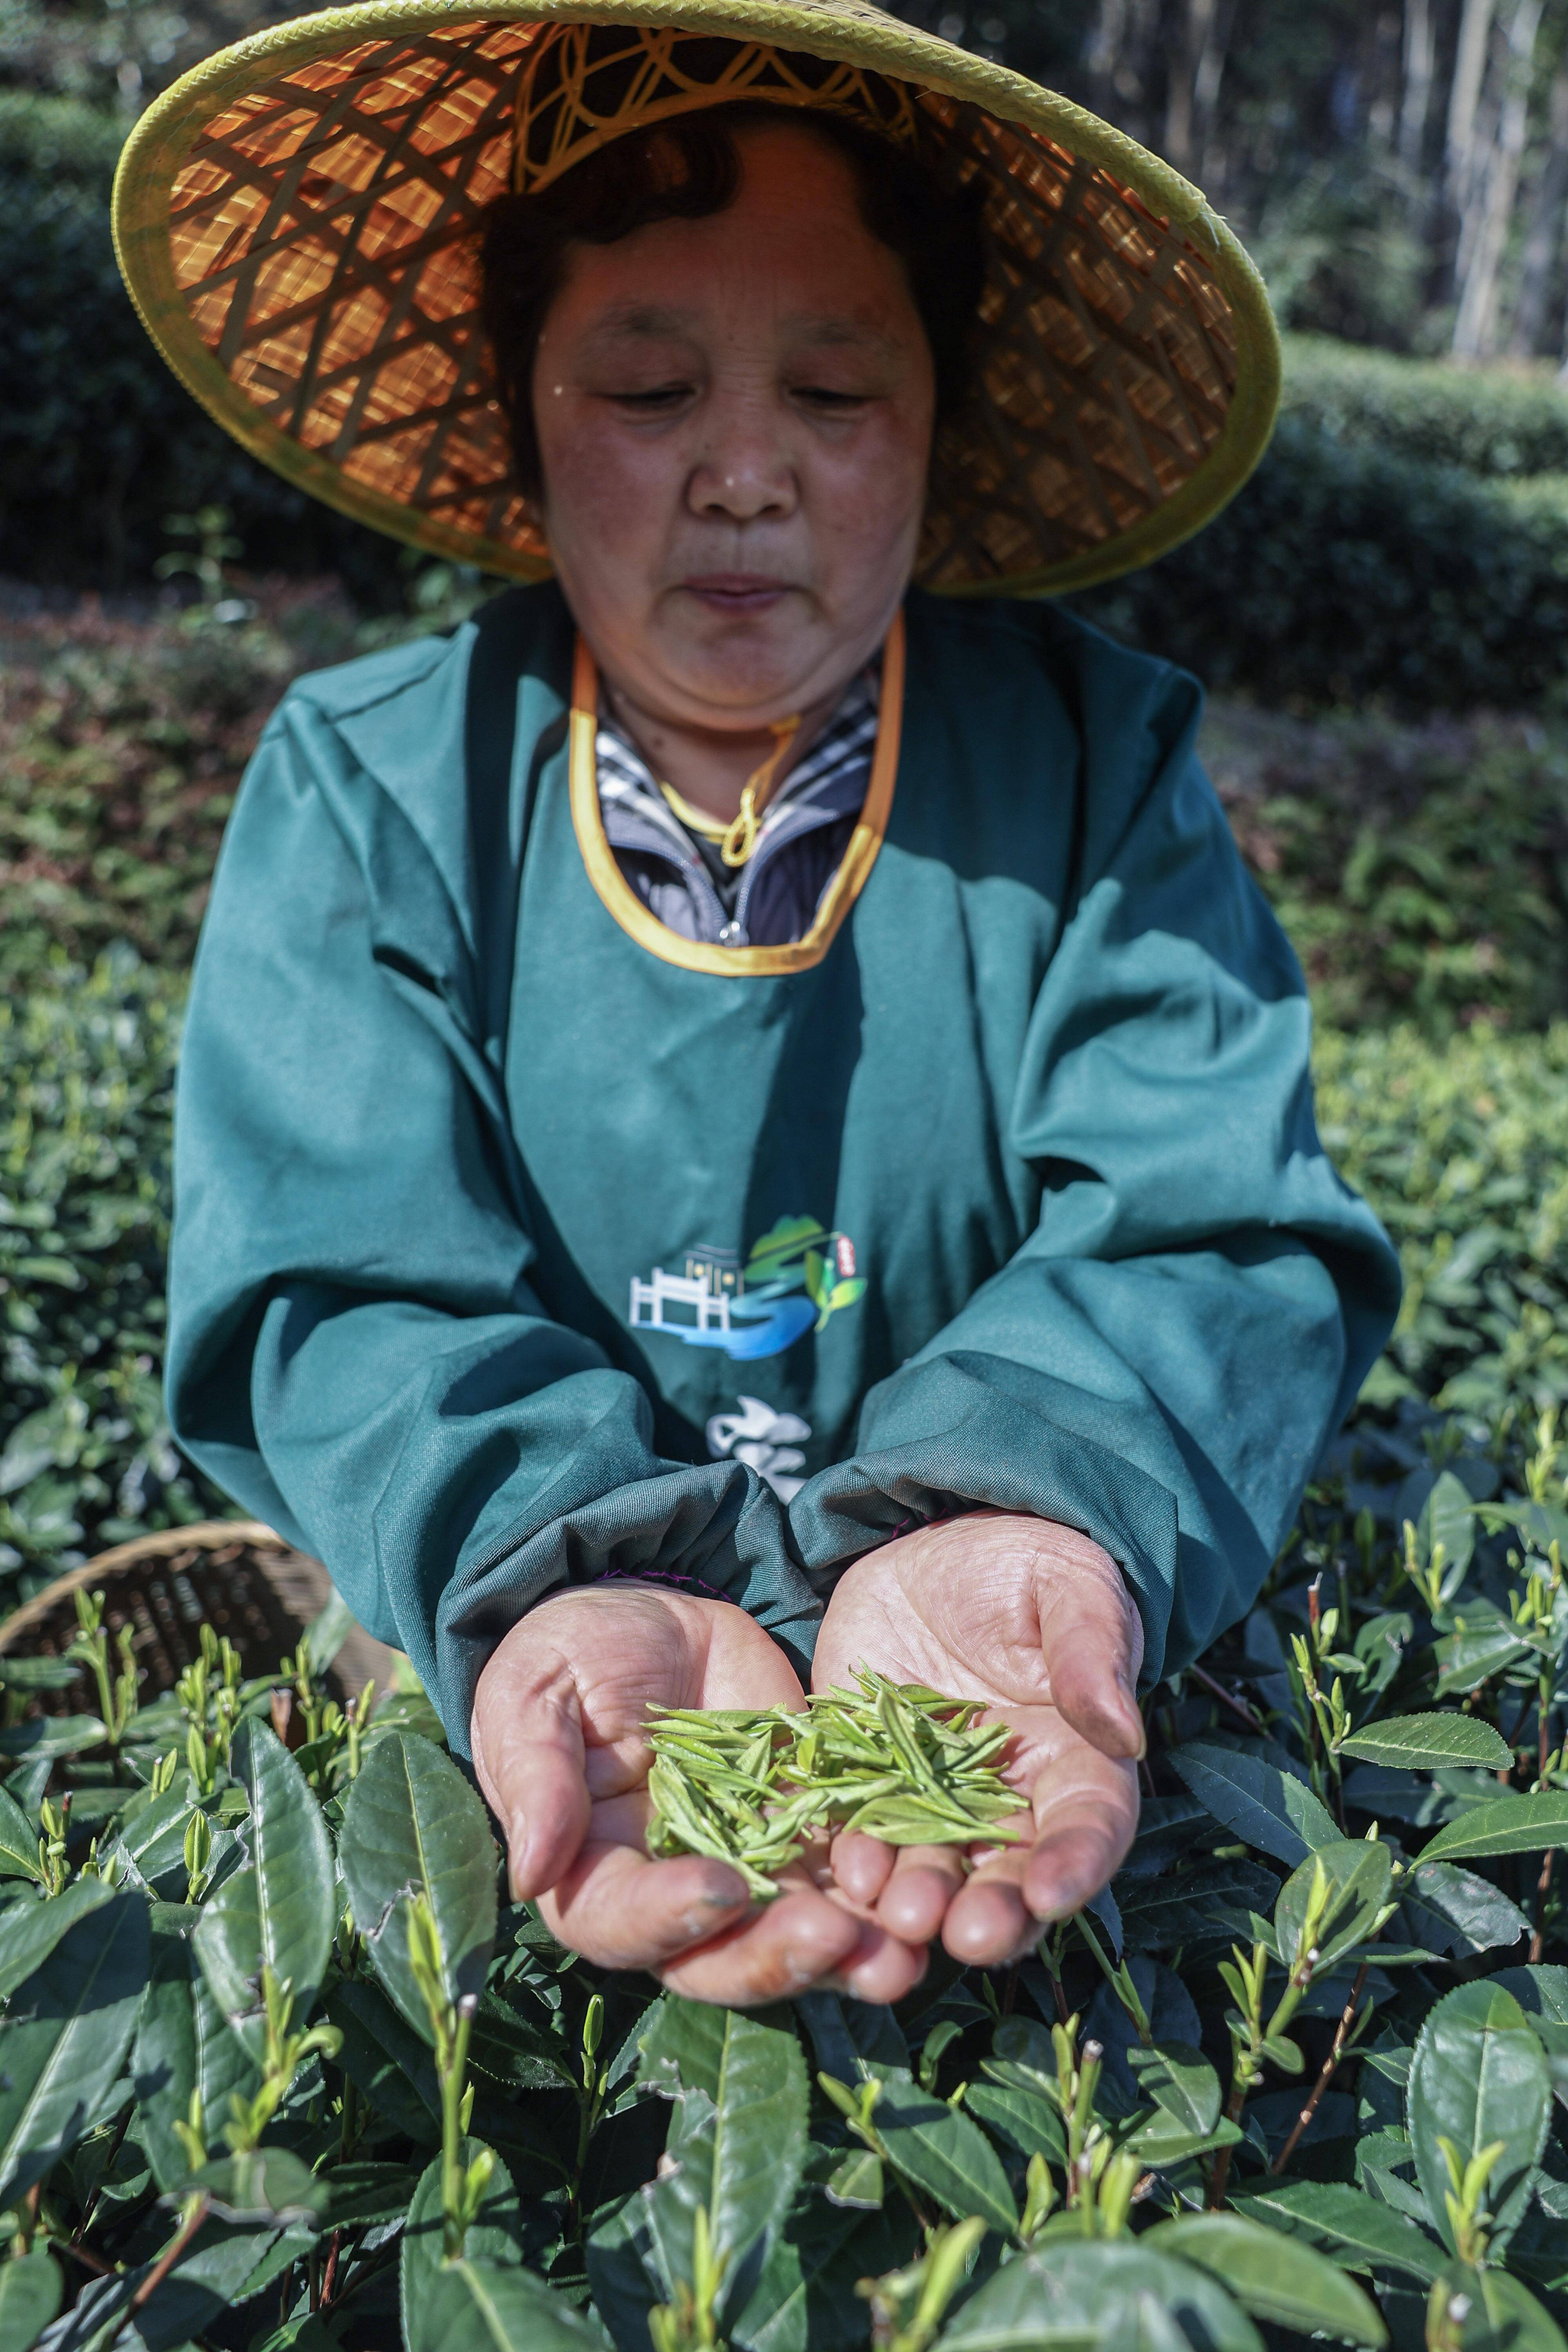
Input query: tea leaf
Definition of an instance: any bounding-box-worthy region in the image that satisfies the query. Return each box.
[1420,1794,1568,1863]
[1169,1737,1339,1867]
[871,2069,1019,2237]
[0,1871,114,1997]
[0,1883,148,2203]
[935,2241,1264,2352]
[0,1712,105,1760]
[0,2248,62,2351]
[1419,1472,1477,1581]
[1125,2041,1223,2141]
[0,1779,44,1883]
[192,1716,334,2057]
[1430,2263,1568,2352]
[1231,2183,1443,2283]
[1148,2215,1388,2345]
[409,2256,612,2352]
[638,1998,808,2304]
[339,1730,497,2034]
[1338,1714,1510,1771]
[1273,1838,1393,1972]
[1408,1981,1553,2255]
[401,2141,524,2346]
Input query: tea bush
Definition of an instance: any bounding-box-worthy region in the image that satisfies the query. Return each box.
[0,1404,1561,2352]
[0,94,406,598]
[1075,416,1568,711]
[1280,333,1568,478]
[1206,700,1568,1033]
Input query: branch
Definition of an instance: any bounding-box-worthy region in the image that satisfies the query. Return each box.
[109,2194,211,2347]
[1187,1662,1266,1737]
[1270,1962,1369,2176]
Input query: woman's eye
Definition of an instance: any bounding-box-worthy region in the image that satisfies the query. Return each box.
[610,384,693,412]
[794,386,872,412]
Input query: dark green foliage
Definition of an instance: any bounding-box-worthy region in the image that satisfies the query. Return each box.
[1282,335,1568,479]
[0,951,226,1586]
[1255,168,1429,350]
[0,601,347,983]
[1206,700,1568,1034]
[1076,415,1568,712]
[0,93,405,596]
[1315,1022,1568,1416]
[0,1426,1564,2347]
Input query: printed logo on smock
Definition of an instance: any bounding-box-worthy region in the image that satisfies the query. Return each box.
[628,1215,864,1361]
[706,1395,812,1501]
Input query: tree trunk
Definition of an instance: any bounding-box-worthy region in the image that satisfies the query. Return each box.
[1448,0,1495,188]
[1165,0,1219,175]
[1453,0,1544,356]
[1194,0,1236,188]
[1084,0,1130,116]
[1400,0,1435,173]
[1512,67,1568,352]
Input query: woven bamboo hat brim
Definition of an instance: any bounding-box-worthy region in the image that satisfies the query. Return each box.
[112,1,1280,597]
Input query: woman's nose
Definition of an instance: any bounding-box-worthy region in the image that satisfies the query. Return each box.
[686,402,798,522]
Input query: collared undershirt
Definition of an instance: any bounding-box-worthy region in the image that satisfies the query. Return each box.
[596,662,880,949]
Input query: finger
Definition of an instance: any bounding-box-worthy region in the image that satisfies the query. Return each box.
[941,1740,1138,1962]
[940,1874,1036,1967]
[830,1918,930,2005]
[829,1831,897,1907]
[473,1675,593,1902]
[873,1844,967,1944]
[1022,1742,1140,1922]
[658,1888,863,2005]
[1035,1556,1145,1760]
[539,1838,753,1969]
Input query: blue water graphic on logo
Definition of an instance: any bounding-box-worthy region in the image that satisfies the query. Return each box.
[628,1218,865,1361]
[674,1294,817,1360]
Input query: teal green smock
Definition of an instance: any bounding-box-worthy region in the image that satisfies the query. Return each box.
[165,583,1400,1753]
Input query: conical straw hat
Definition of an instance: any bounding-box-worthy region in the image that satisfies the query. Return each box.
[112,1,1279,596]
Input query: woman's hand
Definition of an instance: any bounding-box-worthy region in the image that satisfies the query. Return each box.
[470,1581,927,2005]
[813,1512,1144,1966]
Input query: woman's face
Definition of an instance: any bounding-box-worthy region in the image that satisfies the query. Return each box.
[531,121,936,730]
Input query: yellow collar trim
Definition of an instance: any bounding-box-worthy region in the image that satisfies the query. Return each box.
[568,615,905,978]
[657,779,730,842]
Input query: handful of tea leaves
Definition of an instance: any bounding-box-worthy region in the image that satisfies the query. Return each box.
[645,1668,1024,1899]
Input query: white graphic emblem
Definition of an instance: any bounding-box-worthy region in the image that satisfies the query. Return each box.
[706,1395,812,1502]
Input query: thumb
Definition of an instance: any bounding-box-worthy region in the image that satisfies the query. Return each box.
[1034,1551,1145,1760]
[472,1671,593,1903]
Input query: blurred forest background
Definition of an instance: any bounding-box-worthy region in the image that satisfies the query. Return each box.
[15,0,1568,697]
[15,0,1568,1584]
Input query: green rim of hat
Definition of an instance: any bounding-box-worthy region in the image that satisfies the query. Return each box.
[111,0,1281,597]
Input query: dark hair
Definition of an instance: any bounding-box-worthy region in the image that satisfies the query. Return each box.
[479,101,988,500]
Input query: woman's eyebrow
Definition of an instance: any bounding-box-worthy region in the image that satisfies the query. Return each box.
[782,315,902,350]
[579,302,903,352]
[581,301,701,344]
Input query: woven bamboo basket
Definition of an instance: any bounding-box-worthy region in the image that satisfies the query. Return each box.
[0,1522,396,1711]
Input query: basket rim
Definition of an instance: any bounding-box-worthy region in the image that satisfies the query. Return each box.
[0,1520,290,1657]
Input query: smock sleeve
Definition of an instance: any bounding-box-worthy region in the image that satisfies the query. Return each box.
[165,684,818,1755]
[787,654,1402,1686]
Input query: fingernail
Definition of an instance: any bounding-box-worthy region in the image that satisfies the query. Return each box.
[699,1869,750,1911]
[1114,1675,1147,1757]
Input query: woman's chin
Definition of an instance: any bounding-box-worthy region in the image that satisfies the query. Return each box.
[640,608,836,722]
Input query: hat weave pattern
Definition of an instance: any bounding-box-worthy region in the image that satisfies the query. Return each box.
[514,24,922,189]
[120,4,1277,593]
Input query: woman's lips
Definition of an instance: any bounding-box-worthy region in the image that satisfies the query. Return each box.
[680,575,792,612]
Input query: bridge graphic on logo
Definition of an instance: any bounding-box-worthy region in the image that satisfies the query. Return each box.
[628,1221,864,1362]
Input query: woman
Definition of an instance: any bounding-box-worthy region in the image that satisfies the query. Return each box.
[118,5,1400,2006]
